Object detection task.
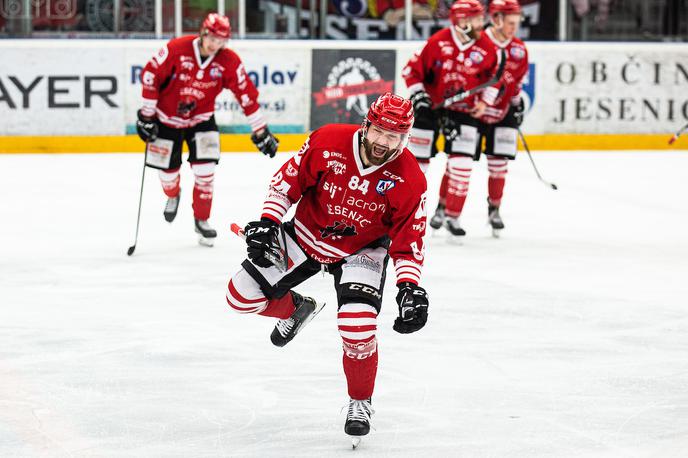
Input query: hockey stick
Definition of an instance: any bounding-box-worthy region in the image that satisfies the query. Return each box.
[517,129,558,191]
[230,223,289,272]
[438,48,507,109]
[668,122,688,145]
[127,143,148,256]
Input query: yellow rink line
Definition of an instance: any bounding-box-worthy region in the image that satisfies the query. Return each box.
[1,134,687,154]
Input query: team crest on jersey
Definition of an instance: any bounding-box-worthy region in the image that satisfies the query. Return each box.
[469,51,484,65]
[209,67,223,80]
[510,46,526,60]
[375,179,395,195]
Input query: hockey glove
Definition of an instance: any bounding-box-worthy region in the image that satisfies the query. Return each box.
[136,109,159,143]
[410,91,436,128]
[251,127,279,158]
[440,111,460,142]
[244,218,281,268]
[393,282,429,334]
[512,97,525,127]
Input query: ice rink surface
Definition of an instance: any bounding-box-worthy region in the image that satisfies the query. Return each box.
[1,150,687,458]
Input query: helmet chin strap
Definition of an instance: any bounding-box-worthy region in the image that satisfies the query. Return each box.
[455,23,473,40]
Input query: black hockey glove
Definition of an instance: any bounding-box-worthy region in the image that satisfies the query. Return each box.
[251,127,279,158]
[244,218,281,268]
[439,111,460,142]
[136,109,158,143]
[512,97,525,127]
[410,91,436,127]
[393,282,429,334]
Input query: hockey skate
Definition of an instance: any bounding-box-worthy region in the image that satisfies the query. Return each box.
[487,198,505,238]
[194,219,217,247]
[345,398,374,449]
[270,292,325,347]
[445,217,466,244]
[163,191,180,223]
[429,204,446,233]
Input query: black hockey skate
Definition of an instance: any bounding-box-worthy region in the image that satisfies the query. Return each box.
[488,198,505,238]
[345,398,374,449]
[270,292,325,347]
[194,219,217,247]
[445,217,466,243]
[429,204,446,231]
[164,191,180,223]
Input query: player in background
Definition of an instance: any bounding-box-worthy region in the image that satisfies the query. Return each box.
[402,0,500,240]
[135,13,279,246]
[225,93,430,445]
[473,0,529,236]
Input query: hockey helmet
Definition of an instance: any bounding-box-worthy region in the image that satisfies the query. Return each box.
[488,0,522,16]
[450,0,485,26]
[361,93,414,165]
[201,13,231,39]
[366,92,414,135]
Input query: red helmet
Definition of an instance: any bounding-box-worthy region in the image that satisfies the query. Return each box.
[488,0,522,16]
[450,0,485,26]
[201,13,231,39]
[366,92,414,135]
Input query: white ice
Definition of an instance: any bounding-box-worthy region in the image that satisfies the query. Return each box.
[1,150,687,458]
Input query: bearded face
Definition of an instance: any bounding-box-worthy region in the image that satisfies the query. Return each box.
[361,123,408,167]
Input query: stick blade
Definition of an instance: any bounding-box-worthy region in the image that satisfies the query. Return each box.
[551,183,558,190]
[127,245,136,256]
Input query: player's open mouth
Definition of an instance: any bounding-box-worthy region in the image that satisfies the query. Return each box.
[372,145,388,158]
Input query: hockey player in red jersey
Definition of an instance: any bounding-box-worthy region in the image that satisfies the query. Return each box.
[135,13,279,246]
[225,93,429,443]
[475,0,529,237]
[403,0,501,239]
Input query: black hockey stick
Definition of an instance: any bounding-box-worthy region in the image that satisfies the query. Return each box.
[438,48,507,109]
[517,129,558,191]
[127,144,148,256]
[668,122,688,145]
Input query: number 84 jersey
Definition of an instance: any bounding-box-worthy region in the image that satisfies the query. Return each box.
[261,124,428,285]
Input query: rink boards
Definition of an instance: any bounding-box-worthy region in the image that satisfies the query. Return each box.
[0,40,687,152]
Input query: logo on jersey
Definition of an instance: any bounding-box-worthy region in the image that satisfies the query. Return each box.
[469,51,484,65]
[375,179,395,196]
[286,163,298,177]
[209,67,223,80]
[510,45,526,60]
[327,160,347,175]
[320,221,357,239]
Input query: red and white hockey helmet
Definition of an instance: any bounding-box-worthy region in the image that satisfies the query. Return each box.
[366,92,414,135]
[201,13,231,39]
[450,0,485,26]
[488,0,522,16]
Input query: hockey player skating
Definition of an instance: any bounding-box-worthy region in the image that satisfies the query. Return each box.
[136,13,278,246]
[225,93,430,447]
[403,0,501,240]
[474,0,529,236]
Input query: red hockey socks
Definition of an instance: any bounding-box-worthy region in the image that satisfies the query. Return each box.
[444,155,473,218]
[190,162,215,220]
[342,338,378,400]
[438,169,449,206]
[259,292,297,319]
[338,303,378,399]
[487,156,509,207]
[158,168,180,198]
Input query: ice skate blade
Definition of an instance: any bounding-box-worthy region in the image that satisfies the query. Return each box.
[198,235,215,247]
[491,228,502,238]
[350,436,362,449]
